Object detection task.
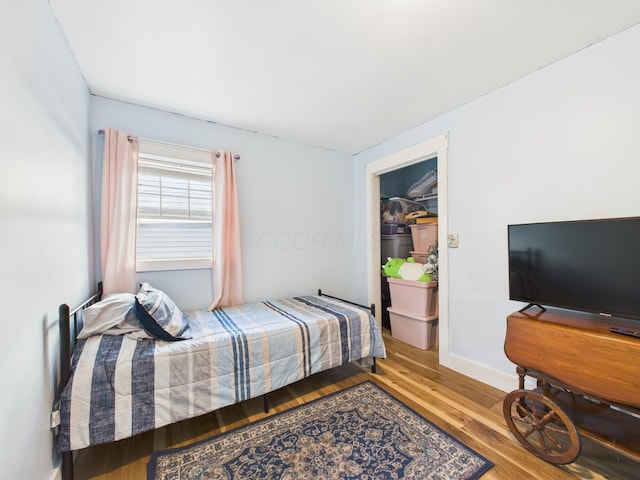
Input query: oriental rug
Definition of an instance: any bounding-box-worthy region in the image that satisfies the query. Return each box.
[148,381,493,479]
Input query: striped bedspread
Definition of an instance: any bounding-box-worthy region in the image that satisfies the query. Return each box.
[58,295,386,452]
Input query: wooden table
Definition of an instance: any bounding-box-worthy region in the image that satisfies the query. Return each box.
[502,307,640,464]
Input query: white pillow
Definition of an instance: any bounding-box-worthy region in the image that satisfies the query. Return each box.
[77,293,149,339]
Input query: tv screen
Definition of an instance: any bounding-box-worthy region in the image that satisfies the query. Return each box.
[508,217,640,320]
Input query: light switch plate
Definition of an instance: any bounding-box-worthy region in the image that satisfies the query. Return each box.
[447,233,459,248]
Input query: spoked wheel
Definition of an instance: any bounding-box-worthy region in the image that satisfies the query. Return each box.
[503,389,581,464]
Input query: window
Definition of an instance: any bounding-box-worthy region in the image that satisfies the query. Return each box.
[136,145,213,272]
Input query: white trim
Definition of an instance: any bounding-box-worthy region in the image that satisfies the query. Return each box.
[48,466,61,480]
[448,354,536,393]
[139,152,212,167]
[136,257,212,272]
[365,133,450,365]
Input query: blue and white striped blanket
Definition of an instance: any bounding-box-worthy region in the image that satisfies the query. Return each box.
[58,295,386,452]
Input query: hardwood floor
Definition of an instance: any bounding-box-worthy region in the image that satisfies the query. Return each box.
[73,330,639,479]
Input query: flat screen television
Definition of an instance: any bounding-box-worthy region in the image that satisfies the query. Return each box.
[508,217,640,321]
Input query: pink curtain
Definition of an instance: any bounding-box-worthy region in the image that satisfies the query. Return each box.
[100,128,139,296]
[208,151,244,309]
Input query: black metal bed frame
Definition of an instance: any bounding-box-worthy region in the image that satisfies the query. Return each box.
[317,289,377,373]
[57,282,103,480]
[56,285,379,480]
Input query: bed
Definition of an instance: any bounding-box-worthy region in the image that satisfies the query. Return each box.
[54,283,386,480]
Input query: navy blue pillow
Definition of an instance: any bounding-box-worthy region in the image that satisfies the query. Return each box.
[134,283,191,341]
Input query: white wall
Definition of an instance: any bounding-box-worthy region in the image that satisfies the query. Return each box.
[0,2,91,480]
[354,24,640,391]
[91,97,357,310]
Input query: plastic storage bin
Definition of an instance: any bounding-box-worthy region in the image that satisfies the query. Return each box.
[410,223,438,252]
[381,224,409,235]
[386,278,438,318]
[387,307,439,350]
[409,250,427,263]
[381,234,413,262]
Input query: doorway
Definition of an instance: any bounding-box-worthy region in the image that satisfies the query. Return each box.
[365,133,450,366]
[379,158,437,330]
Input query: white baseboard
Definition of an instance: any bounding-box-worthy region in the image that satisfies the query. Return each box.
[448,353,536,394]
[48,465,62,480]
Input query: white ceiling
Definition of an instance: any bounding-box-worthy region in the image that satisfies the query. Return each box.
[50,0,640,154]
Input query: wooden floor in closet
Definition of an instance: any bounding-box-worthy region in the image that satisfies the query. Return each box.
[73,330,639,480]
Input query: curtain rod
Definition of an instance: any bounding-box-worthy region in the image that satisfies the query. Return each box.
[97,129,240,160]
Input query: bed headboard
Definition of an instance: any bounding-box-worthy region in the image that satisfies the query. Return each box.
[58,282,103,394]
[57,282,102,480]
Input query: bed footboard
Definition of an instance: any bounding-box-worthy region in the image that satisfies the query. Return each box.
[317,289,376,317]
[317,289,379,373]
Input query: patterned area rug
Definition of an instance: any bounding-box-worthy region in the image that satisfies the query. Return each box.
[148,381,493,479]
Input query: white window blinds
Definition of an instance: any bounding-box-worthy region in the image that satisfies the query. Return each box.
[136,152,213,271]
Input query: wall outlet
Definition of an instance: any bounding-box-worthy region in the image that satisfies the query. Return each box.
[447,233,459,248]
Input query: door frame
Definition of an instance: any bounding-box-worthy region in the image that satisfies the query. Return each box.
[365,133,450,365]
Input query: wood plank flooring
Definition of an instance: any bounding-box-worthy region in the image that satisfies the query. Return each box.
[73,330,639,479]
